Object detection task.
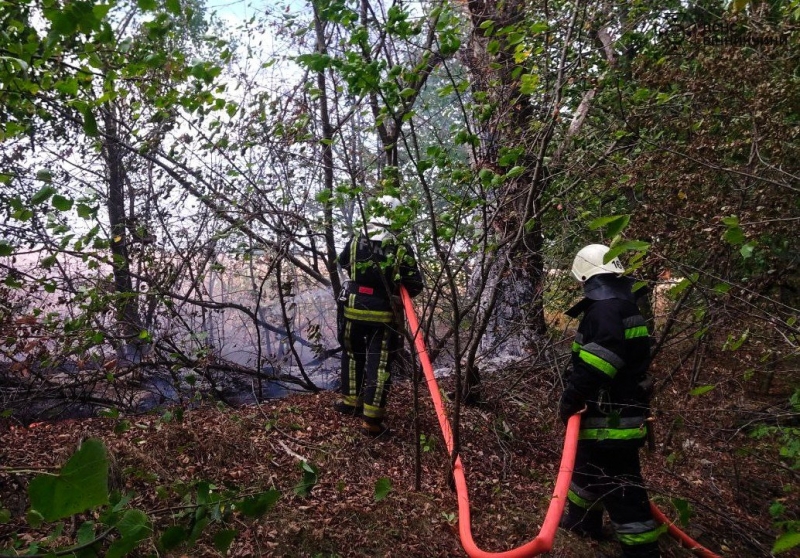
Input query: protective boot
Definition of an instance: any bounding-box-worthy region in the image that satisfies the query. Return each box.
[332,401,362,416]
[560,502,604,540]
[361,415,390,437]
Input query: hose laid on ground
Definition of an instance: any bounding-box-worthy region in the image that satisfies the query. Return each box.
[650,503,722,558]
[399,286,722,558]
[400,287,580,557]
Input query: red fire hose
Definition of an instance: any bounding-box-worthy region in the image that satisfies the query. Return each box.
[399,287,722,558]
[650,503,722,558]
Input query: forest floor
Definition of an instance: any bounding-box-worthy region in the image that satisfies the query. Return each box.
[0,346,796,558]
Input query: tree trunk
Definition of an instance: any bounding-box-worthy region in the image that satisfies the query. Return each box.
[462,0,555,354]
[102,104,144,365]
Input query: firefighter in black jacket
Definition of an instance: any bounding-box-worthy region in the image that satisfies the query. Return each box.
[335,196,424,436]
[559,244,663,558]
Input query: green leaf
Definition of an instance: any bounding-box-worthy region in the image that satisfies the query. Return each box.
[187,516,209,546]
[295,53,332,72]
[0,242,13,257]
[29,438,109,522]
[724,226,745,246]
[671,498,693,526]
[165,0,181,15]
[137,0,157,10]
[713,283,731,294]
[504,166,525,179]
[669,275,696,297]
[0,55,29,72]
[82,108,98,137]
[374,477,391,502]
[213,529,238,553]
[159,525,188,550]
[773,531,800,554]
[0,509,10,523]
[689,385,715,396]
[520,74,539,95]
[114,420,131,434]
[293,461,318,497]
[589,214,630,237]
[237,490,280,517]
[76,203,95,219]
[27,508,44,528]
[41,255,57,269]
[605,240,650,263]
[740,242,755,259]
[106,509,151,558]
[36,169,53,183]
[52,195,74,212]
[32,185,56,205]
[770,501,786,518]
[75,520,96,545]
[725,330,749,351]
[530,21,548,33]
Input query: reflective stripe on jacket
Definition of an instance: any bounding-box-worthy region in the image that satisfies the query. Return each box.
[566,294,652,445]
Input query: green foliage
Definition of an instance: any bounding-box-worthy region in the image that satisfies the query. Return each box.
[373,477,391,502]
[419,433,436,453]
[7,438,151,557]
[749,390,800,553]
[29,438,109,522]
[589,214,631,238]
[237,490,280,517]
[3,438,281,556]
[671,497,694,526]
[773,531,800,554]
[294,461,319,497]
[689,385,716,397]
[749,390,800,470]
[155,480,279,553]
[106,509,152,558]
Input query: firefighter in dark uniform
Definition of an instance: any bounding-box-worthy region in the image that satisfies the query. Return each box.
[335,196,424,436]
[559,244,663,558]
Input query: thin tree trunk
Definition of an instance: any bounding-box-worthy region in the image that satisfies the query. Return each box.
[102,104,143,365]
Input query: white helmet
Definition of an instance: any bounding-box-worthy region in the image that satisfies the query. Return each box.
[571,244,624,282]
[367,195,402,227]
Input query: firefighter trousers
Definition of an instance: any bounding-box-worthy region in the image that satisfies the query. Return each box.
[563,443,662,557]
[340,319,401,421]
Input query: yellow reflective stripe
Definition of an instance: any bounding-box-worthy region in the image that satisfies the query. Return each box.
[363,403,384,419]
[567,489,601,510]
[343,307,393,323]
[375,332,391,398]
[625,326,649,339]
[342,394,361,407]
[571,341,580,352]
[579,427,647,441]
[578,350,617,378]
[618,524,667,546]
[350,237,358,277]
[344,321,358,397]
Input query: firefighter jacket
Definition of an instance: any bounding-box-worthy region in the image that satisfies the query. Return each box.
[560,274,652,447]
[337,231,424,324]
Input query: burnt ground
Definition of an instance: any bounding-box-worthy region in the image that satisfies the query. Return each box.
[0,348,796,558]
